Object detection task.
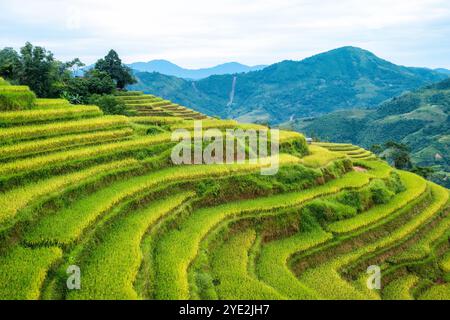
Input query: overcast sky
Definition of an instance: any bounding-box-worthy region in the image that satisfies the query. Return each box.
[0,0,449,69]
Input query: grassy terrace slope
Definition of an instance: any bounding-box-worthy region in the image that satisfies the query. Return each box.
[116,91,209,120]
[0,82,449,300]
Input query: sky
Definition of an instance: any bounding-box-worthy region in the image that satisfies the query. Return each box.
[0,0,449,69]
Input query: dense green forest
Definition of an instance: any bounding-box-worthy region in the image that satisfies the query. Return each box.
[287,79,450,187]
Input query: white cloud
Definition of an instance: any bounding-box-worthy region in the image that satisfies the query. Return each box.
[0,0,449,68]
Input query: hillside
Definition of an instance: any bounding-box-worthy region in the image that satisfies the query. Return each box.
[1,77,450,300]
[288,78,450,187]
[436,68,450,75]
[129,47,447,124]
[128,60,267,80]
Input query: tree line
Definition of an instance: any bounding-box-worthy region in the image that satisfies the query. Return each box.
[0,42,137,114]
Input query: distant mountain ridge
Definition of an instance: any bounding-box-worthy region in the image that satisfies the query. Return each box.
[127,60,267,80]
[129,46,448,124]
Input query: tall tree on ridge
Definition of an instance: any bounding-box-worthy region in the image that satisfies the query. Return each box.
[95,50,136,89]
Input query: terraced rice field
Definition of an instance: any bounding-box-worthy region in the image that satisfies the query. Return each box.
[116,91,209,120]
[0,80,449,300]
[313,142,376,160]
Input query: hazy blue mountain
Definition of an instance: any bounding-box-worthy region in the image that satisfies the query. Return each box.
[127,60,267,79]
[129,47,447,123]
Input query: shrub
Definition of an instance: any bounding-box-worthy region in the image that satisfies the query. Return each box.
[370,180,394,204]
[280,133,309,157]
[88,94,128,115]
[327,171,428,234]
[0,77,10,85]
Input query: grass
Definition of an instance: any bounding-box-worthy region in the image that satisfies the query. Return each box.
[299,182,448,299]
[300,145,345,168]
[0,133,172,178]
[392,211,450,263]
[440,252,450,273]
[24,154,299,246]
[170,119,238,130]
[34,98,71,108]
[0,89,36,111]
[257,228,332,300]
[0,159,139,227]
[0,246,62,300]
[350,150,374,159]
[0,77,10,85]
[314,142,353,148]
[418,284,450,300]
[115,91,144,96]
[256,171,375,299]
[327,171,427,234]
[68,192,194,300]
[0,86,31,92]
[154,170,372,300]
[383,275,419,300]
[210,229,285,300]
[0,87,448,301]
[0,106,102,125]
[0,115,130,142]
[131,116,184,125]
[0,128,134,160]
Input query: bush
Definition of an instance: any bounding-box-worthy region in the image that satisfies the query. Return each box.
[279,134,309,157]
[370,180,394,204]
[88,94,128,115]
[0,77,10,85]
[302,199,357,225]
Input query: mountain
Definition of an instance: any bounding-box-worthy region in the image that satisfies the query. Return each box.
[436,68,450,75]
[127,60,267,79]
[129,47,447,124]
[286,78,450,187]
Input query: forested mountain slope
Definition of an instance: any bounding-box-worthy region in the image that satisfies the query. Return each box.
[130,47,447,124]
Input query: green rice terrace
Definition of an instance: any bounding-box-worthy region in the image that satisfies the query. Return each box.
[0,77,449,300]
[116,91,209,120]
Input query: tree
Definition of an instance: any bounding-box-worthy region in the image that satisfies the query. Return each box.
[369,144,383,155]
[62,70,115,104]
[0,47,21,79]
[384,141,412,170]
[85,70,115,95]
[18,42,60,97]
[88,94,128,115]
[411,166,435,179]
[94,50,136,89]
